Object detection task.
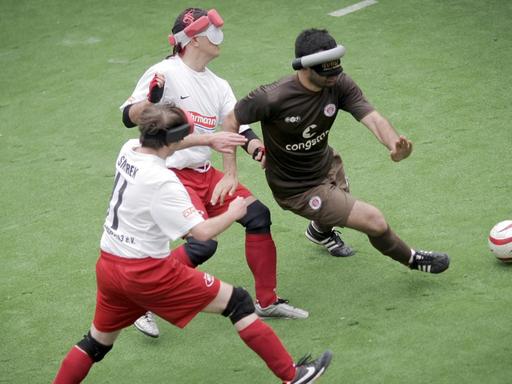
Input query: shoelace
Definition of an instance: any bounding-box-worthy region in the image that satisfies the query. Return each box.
[414,251,435,264]
[275,298,290,305]
[329,230,346,247]
[295,353,313,367]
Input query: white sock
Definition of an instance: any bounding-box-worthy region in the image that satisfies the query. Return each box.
[409,249,416,264]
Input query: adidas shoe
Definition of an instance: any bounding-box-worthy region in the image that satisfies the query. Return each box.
[134,311,160,338]
[409,250,450,274]
[284,350,333,383]
[305,221,355,257]
[255,298,309,319]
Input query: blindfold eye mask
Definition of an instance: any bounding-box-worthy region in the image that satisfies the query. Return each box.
[292,45,346,76]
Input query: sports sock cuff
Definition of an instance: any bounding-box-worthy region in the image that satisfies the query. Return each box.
[246,233,272,241]
[409,249,416,264]
[311,221,332,236]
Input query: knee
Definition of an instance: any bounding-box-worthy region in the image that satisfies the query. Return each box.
[221,287,255,324]
[76,332,113,362]
[364,208,388,237]
[184,237,218,266]
[237,200,271,234]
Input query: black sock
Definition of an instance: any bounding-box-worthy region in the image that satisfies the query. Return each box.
[309,221,332,239]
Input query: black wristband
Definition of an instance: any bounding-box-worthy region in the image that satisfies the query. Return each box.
[122,105,136,128]
[240,128,260,152]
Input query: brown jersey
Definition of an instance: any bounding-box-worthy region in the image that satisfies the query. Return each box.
[234,73,374,198]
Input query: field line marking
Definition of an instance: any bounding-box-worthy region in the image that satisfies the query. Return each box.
[329,0,378,17]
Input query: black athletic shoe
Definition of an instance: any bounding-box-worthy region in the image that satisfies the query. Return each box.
[285,350,333,384]
[409,250,450,274]
[305,221,355,257]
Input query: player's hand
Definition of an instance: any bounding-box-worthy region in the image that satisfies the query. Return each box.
[252,146,266,169]
[209,132,247,154]
[210,173,238,206]
[227,196,248,221]
[147,73,165,103]
[390,135,413,162]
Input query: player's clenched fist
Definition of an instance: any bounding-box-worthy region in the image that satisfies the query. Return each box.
[390,135,413,162]
[147,73,165,103]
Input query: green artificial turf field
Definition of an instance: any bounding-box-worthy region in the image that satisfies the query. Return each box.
[1,0,511,383]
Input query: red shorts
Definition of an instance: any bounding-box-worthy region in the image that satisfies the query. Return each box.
[172,166,252,218]
[93,250,220,332]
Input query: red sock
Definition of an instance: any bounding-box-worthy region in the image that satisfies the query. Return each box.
[246,233,278,307]
[53,346,94,384]
[238,319,295,381]
[171,244,195,268]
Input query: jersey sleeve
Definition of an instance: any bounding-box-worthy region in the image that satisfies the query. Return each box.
[337,74,375,121]
[151,181,204,241]
[234,86,271,125]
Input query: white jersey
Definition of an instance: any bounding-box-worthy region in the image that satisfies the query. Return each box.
[100,139,204,259]
[120,55,250,170]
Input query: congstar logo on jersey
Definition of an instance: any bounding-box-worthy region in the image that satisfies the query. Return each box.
[285,124,330,152]
[302,124,319,139]
[190,111,217,131]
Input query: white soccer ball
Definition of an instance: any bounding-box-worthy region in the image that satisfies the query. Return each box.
[488,220,512,262]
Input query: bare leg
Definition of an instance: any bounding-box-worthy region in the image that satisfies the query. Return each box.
[345,200,412,265]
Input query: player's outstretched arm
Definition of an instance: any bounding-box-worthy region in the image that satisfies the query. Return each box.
[360,110,413,162]
[210,111,243,206]
[204,132,247,154]
[189,197,247,240]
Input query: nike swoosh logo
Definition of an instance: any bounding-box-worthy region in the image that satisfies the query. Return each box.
[295,366,316,384]
[180,95,190,99]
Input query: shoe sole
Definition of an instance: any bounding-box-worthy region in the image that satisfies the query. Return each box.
[255,309,309,320]
[133,323,160,338]
[256,314,308,320]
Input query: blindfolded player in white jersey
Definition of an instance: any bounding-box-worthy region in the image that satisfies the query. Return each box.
[53,104,332,384]
[120,8,309,338]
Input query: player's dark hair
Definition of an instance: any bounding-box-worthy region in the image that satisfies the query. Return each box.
[169,7,208,56]
[138,104,187,149]
[295,28,337,58]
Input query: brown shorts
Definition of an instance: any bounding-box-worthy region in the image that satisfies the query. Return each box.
[273,152,355,229]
